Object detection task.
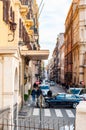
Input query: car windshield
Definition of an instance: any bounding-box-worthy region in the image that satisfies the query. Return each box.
[65,94,77,99]
[70,89,80,94]
[56,93,65,99]
[40,86,49,90]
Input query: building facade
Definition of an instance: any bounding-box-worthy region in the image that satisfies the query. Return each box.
[0,0,49,128]
[72,0,86,86]
[64,0,86,87]
[48,33,64,83]
[64,3,73,85]
[60,42,65,84]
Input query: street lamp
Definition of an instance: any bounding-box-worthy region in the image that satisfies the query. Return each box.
[8,21,17,42]
[39,94,42,130]
[34,34,38,43]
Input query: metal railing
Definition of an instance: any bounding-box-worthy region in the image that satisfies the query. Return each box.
[0,107,10,130]
[0,116,75,130]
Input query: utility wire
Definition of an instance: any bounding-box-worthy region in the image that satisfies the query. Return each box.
[38,0,44,11]
[38,3,45,19]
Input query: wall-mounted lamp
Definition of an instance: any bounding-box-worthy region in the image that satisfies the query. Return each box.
[34,34,38,40]
[8,22,17,42]
[34,34,38,43]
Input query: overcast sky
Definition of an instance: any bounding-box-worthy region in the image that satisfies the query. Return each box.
[36,0,72,61]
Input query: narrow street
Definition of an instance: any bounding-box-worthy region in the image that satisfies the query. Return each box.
[1,0,86,129]
[18,84,75,130]
[50,84,65,95]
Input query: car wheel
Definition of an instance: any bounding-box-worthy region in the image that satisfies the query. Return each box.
[72,103,78,109]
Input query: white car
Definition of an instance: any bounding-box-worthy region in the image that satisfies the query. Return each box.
[69,88,86,100]
[39,85,50,96]
[50,81,55,86]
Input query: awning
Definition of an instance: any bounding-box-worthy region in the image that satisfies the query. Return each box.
[21,50,49,60]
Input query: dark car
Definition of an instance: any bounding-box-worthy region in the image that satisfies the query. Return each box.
[44,93,82,108]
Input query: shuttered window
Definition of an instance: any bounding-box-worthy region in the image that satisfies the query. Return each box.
[19,19,21,38]
[12,11,14,22]
[19,19,22,38]
[10,7,15,22]
[10,6,12,20]
[3,0,10,24]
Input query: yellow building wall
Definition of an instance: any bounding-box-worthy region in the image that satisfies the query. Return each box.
[0,1,20,47]
[0,2,9,47]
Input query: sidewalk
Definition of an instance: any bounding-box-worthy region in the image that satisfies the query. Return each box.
[18,98,33,117]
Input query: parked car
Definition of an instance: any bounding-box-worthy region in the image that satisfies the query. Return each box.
[69,88,86,100]
[39,85,50,97]
[50,81,55,86]
[44,93,82,108]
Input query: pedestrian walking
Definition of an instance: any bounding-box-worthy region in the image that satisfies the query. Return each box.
[65,83,70,93]
[33,82,38,88]
[31,88,36,103]
[36,86,42,107]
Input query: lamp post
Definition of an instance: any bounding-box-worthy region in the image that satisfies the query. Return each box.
[39,94,42,130]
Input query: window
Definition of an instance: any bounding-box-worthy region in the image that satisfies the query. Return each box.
[56,94,65,99]
[10,7,15,22]
[3,0,10,23]
[19,19,22,38]
[70,89,80,94]
[40,86,49,90]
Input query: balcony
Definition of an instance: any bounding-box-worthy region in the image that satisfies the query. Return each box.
[21,50,49,60]
[20,4,28,19]
[28,29,34,36]
[25,19,34,29]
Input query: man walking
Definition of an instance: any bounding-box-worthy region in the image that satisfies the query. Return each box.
[31,88,36,105]
[36,86,42,107]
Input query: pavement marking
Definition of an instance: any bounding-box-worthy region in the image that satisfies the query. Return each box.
[66,110,75,118]
[32,108,75,118]
[60,124,74,130]
[55,109,63,117]
[44,109,51,116]
[33,108,39,116]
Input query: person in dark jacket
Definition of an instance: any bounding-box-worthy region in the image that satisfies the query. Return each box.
[47,90,52,97]
[36,87,42,98]
[36,86,42,107]
[31,88,36,102]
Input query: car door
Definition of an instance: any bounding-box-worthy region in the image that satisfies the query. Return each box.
[49,97,57,106]
[65,94,80,107]
[55,94,66,107]
[59,94,70,107]
[65,95,73,107]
